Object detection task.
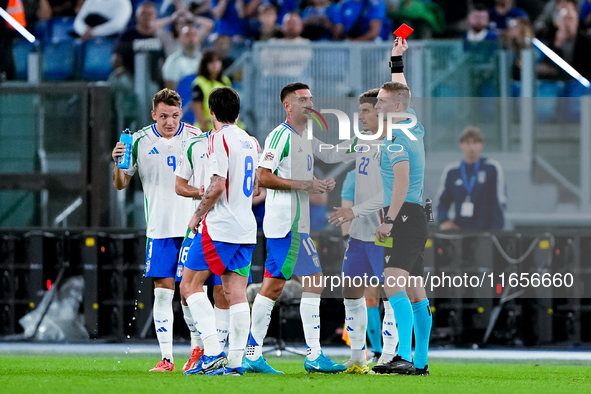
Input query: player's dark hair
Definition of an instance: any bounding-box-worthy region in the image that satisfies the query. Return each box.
[380,82,411,109]
[152,88,182,110]
[209,87,240,123]
[198,49,224,82]
[359,88,380,105]
[280,82,310,102]
[459,126,484,143]
[470,2,488,12]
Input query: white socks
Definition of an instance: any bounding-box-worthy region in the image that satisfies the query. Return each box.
[382,300,398,359]
[246,294,275,361]
[344,297,368,362]
[301,292,321,361]
[227,302,250,369]
[153,288,174,363]
[186,292,221,357]
[181,303,203,350]
[214,306,230,348]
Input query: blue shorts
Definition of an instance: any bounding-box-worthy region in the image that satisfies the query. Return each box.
[146,237,183,278]
[342,238,385,283]
[176,233,222,285]
[265,232,322,280]
[185,230,254,278]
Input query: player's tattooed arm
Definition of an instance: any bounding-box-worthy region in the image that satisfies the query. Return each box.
[188,175,226,233]
[253,169,261,197]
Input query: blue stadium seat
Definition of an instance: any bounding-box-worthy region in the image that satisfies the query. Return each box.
[81,38,115,80]
[48,17,75,42]
[177,74,196,124]
[33,20,50,41]
[563,81,591,123]
[43,41,78,80]
[13,39,32,80]
[536,81,563,123]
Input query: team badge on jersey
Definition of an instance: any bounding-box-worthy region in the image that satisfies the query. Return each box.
[312,254,320,267]
[478,170,486,184]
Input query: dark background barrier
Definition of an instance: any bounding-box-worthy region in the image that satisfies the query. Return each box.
[1,228,590,348]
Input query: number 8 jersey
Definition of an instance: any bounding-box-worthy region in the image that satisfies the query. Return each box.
[201,125,259,245]
[124,122,201,238]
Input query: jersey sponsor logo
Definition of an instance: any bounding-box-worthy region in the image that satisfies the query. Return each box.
[148,147,160,155]
[264,152,275,162]
[401,215,408,222]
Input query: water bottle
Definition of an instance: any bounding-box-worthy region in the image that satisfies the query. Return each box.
[424,198,434,222]
[118,128,133,170]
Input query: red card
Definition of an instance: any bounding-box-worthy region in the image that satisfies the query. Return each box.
[394,24,414,39]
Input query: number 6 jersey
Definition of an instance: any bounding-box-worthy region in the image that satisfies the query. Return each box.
[124,122,201,239]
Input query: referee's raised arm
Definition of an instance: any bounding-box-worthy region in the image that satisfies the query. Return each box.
[390,37,409,87]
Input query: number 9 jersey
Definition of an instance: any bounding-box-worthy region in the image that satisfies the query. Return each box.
[124,122,201,238]
[201,125,259,245]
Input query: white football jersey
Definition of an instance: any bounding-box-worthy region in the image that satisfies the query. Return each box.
[313,133,384,242]
[259,122,313,238]
[125,122,202,238]
[201,125,258,244]
[174,133,209,210]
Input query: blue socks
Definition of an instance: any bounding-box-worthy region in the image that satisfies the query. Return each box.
[366,306,383,354]
[388,292,413,362]
[411,298,432,369]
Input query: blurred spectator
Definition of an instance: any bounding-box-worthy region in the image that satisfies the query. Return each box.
[260,12,313,76]
[436,126,506,231]
[162,25,203,89]
[255,3,282,40]
[504,17,534,80]
[73,0,133,40]
[581,0,591,30]
[211,0,252,39]
[534,0,574,40]
[339,0,387,41]
[260,0,298,22]
[156,10,213,57]
[191,49,233,131]
[388,0,445,39]
[463,2,498,59]
[301,0,343,40]
[211,34,235,69]
[37,0,83,20]
[111,1,164,77]
[465,3,498,44]
[0,0,21,81]
[536,1,591,81]
[488,0,527,33]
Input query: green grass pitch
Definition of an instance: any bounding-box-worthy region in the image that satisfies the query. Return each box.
[2,354,590,394]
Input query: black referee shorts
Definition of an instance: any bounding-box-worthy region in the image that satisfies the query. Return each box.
[383,202,428,277]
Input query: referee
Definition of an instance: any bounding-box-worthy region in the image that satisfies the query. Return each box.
[371,37,431,376]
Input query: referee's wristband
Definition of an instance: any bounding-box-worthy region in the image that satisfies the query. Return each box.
[343,234,350,241]
[389,55,404,73]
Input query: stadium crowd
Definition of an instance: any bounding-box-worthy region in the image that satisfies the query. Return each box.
[2,0,591,87]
